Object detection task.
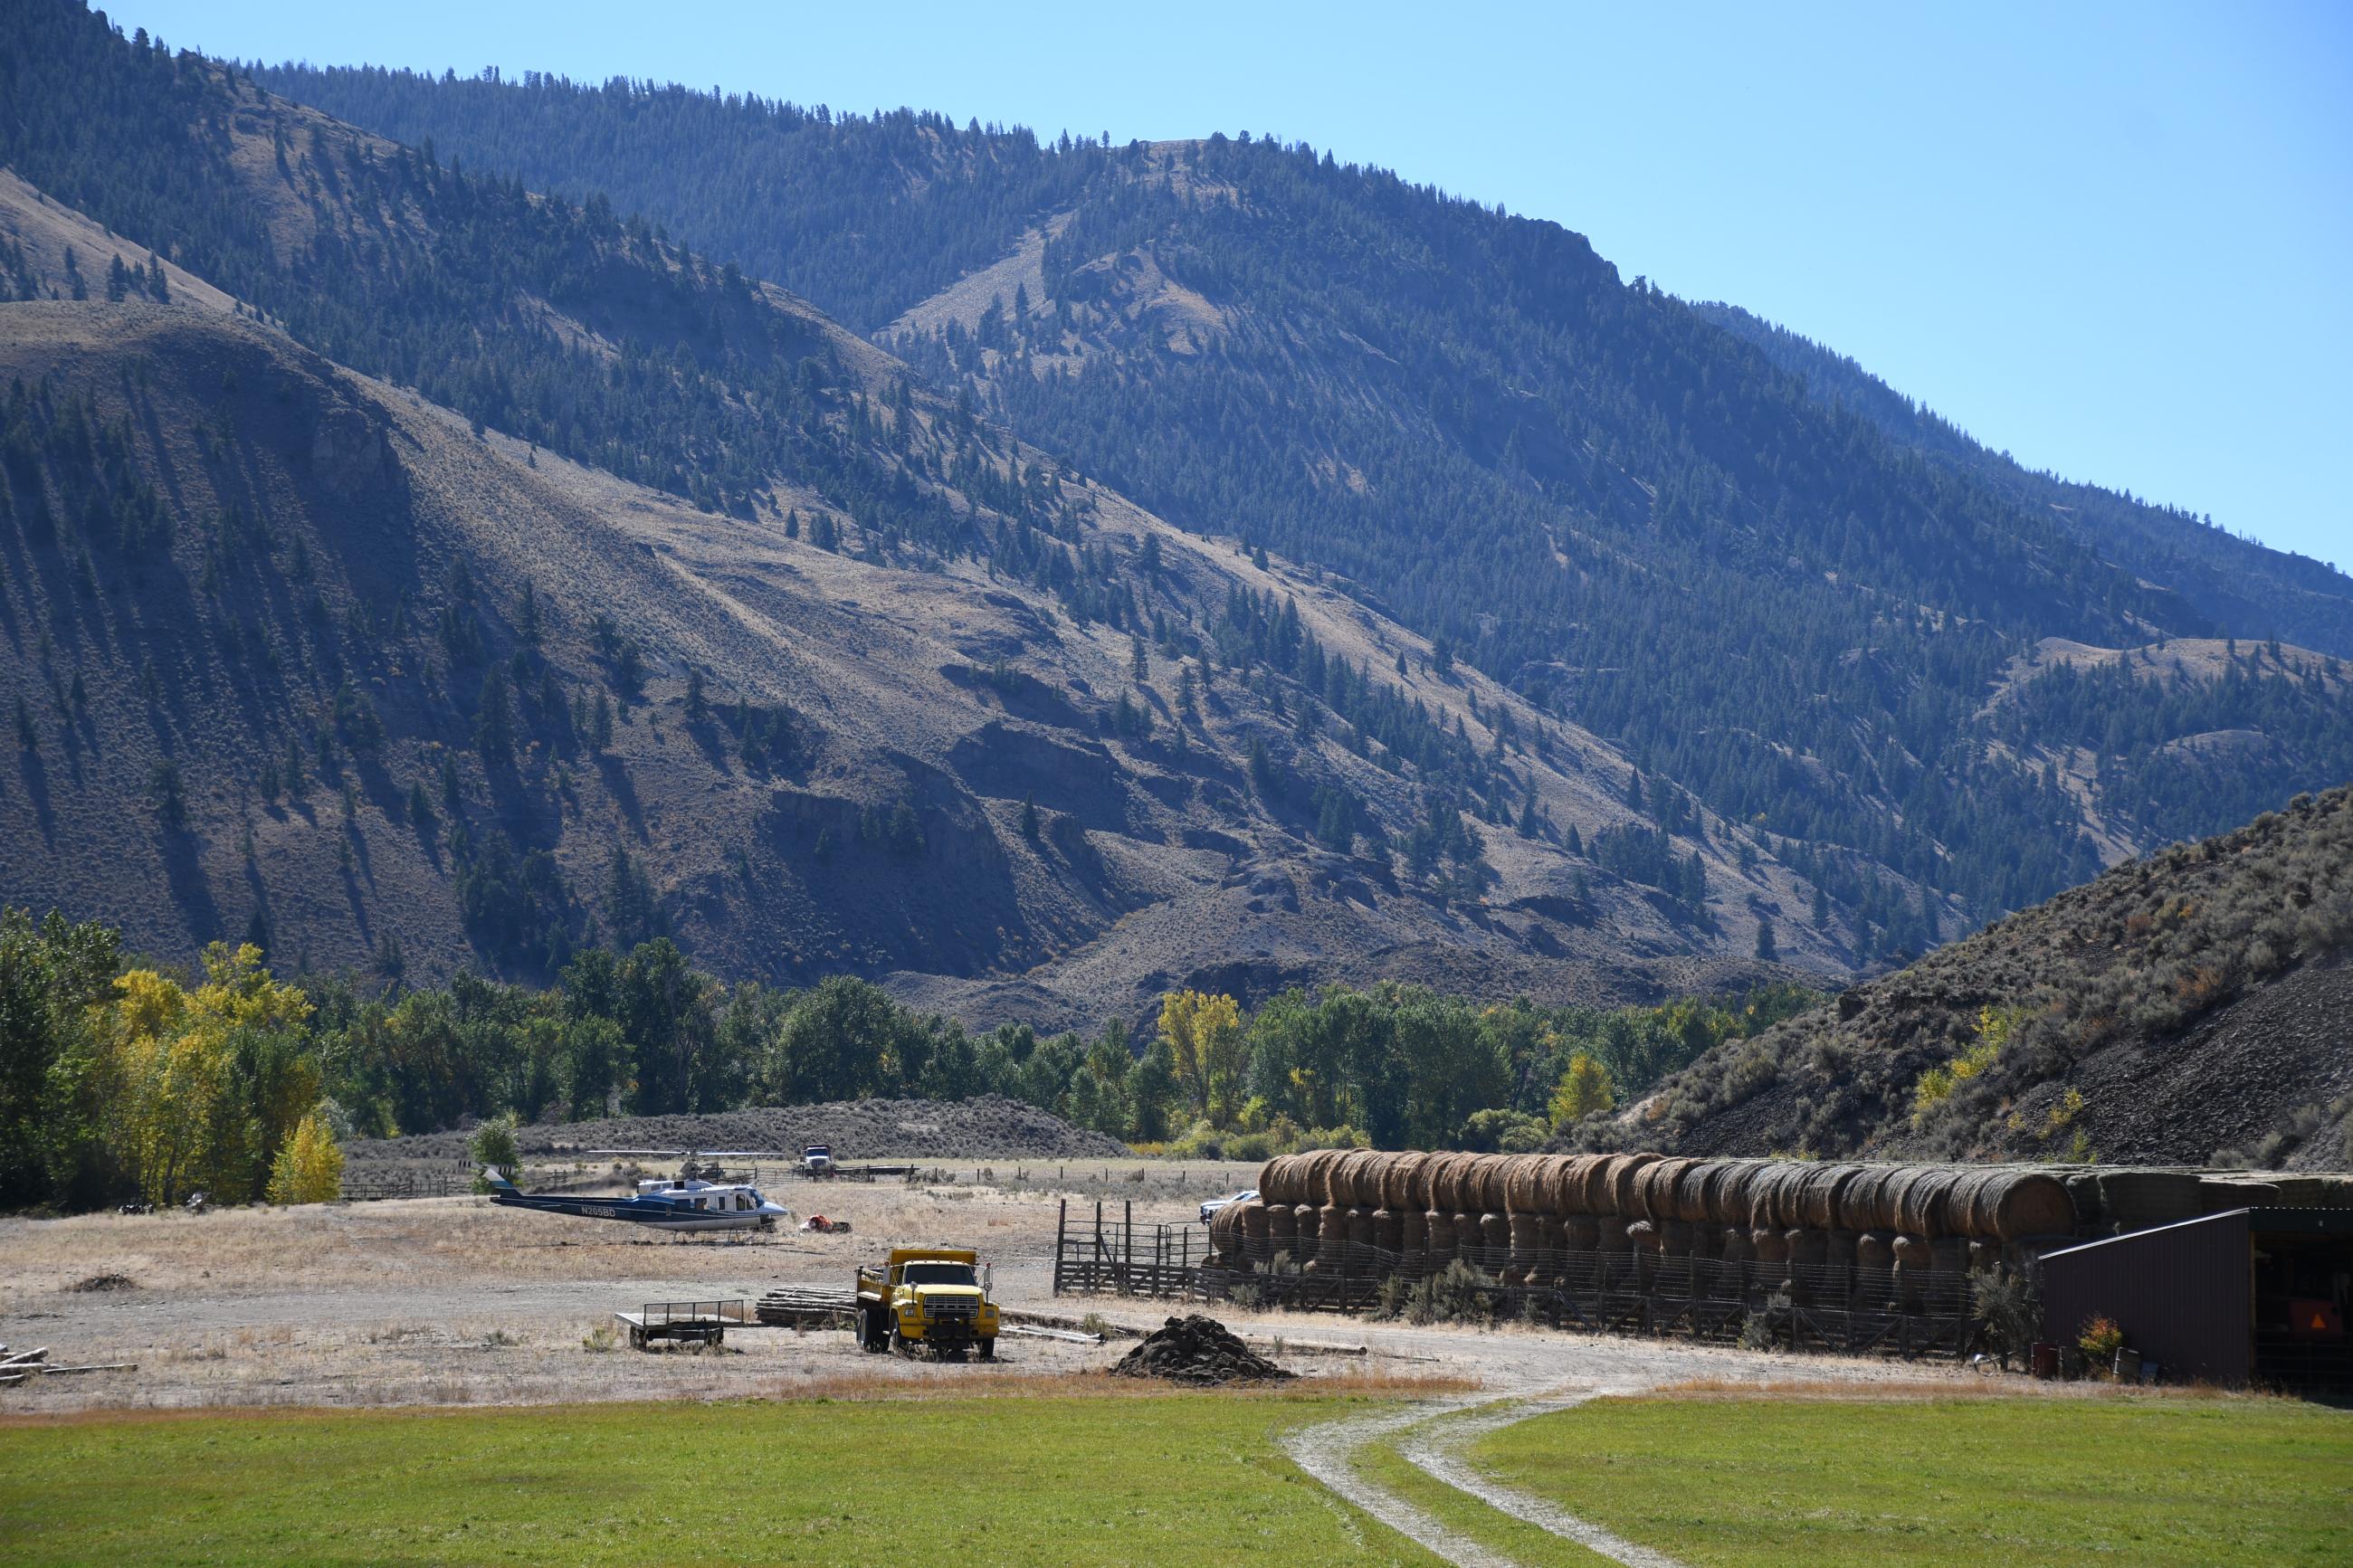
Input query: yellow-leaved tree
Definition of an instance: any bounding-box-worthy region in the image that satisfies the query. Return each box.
[266,1107,345,1204]
[1549,1051,1616,1127]
[1157,989,1246,1127]
[96,944,315,1205]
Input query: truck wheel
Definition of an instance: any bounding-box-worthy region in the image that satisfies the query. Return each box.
[890,1326,908,1355]
[862,1309,887,1353]
[977,1339,996,1361]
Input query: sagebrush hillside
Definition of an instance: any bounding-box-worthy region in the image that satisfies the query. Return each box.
[249,61,2353,942]
[1598,785,2353,1168]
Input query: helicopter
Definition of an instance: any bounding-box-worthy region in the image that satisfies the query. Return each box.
[481,1149,794,1233]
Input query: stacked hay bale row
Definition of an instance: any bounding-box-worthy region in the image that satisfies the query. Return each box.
[1221,1152,2082,1288]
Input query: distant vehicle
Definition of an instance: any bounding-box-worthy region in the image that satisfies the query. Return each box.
[481,1167,789,1232]
[1200,1188,1258,1223]
[856,1245,999,1359]
[802,1144,835,1176]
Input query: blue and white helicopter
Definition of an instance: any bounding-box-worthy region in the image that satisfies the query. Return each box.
[482,1150,793,1234]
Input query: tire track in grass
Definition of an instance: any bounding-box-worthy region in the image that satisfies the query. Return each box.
[1281,1395,1528,1568]
[1397,1394,1692,1568]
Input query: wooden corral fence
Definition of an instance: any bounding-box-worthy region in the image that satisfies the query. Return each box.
[1053,1202,1982,1360]
[338,1167,472,1202]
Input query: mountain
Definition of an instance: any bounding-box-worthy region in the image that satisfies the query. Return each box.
[1692,301,2353,660]
[243,62,2353,942]
[1600,785,2353,1170]
[0,5,1834,1021]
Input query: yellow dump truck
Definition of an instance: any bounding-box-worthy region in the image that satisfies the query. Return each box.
[855,1245,1000,1359]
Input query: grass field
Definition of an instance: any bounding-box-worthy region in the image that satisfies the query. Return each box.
[0,1386,1444,1568]
[1466,1391,2353,1567]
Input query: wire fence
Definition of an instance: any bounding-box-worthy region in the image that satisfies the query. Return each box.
[1053,1204,1986,1360]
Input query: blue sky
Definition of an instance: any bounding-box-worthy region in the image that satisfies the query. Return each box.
[129,1,2351,569]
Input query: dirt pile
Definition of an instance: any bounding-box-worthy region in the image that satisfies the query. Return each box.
[1110,1316,1292,1385]
[344,1096,1128,1172]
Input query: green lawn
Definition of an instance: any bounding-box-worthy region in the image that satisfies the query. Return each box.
[1469,1393,2353,1568]
[0,1392,1444,1568]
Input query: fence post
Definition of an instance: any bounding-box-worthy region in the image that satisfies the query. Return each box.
[1054,1199,1067,1297]
[1123,1201,1134,1297]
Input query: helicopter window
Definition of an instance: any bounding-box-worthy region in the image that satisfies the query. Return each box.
[693,1197,707,1210]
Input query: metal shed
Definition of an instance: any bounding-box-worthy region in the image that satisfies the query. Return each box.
[2040,1207,2353,1389]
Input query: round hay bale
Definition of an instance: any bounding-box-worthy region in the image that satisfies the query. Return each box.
[1798,1164,1866,1230]
[1625,1220,1662,1252]
[1267,1202,1299,1250]
[1710,1163,1766,1227]
[1749,1226,1790,1264]
[1508,1211,1543,1263]
[1607,1152,1661,1216]
[1749,1163,1809,1229]
[1328,1150,1374,1208]
[1241,1201,1272,1244]
[1423,1209,1453,1255]
[1452,1212,1479,1259]
[1299,1149,1344,1206]
[1469,1157,1512,1215]
[1853,1231,1893,1269]
[1842,1167,1903,1232]
[1564,1213,1601,1250]
[1347,1205,1377,1250]
[1255,1155,1294,1206]
[1538,1155,1579,1216]
[1571,1155,1615,1215]
[1502,1155,1548,1214]
[2097,1170,2205,1231]
[1895,1167,1966,1237]
[1293,1203,1322,1248]
[1318,1204,1352,1266]
[1382,1151,1434,1212]
[1479,1211,1510,1254]
[1891,1233,1933,1269]
[1785,1227,1827,1269]
[1537,1212,1565,1262]
[1698,1160,1757,1224]
[1673,1160,1718,1223]
[1974,1169,2077,1240]
[1720,1225,1754,1263]
[2061,1170,2105,1230]
[1399,1207,1428,1259]
[1429,1153,1471,1213]
[1632,1157,1690,1221]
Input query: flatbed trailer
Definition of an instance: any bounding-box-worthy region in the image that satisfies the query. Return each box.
[614,1298,755,1350]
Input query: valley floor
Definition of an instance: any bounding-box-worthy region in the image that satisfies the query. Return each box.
[3,1180,2342,1566]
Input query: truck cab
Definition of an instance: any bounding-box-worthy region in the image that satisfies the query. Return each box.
[856,1245,999,1359]
[801,1144,834,1176]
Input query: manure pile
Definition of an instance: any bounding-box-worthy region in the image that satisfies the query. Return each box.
[1110,1316,1292,1384]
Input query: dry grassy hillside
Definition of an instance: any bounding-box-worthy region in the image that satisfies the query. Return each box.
[0,254,1843,1020]
[1590,785,2353,1168]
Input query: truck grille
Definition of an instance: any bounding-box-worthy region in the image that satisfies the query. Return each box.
[926,1297,977,1322]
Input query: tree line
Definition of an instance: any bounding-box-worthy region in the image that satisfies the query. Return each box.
[0,904,1816,1212]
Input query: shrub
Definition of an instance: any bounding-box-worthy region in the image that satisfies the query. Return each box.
[470,1113,521,1189]
[2078,1314,2124,1366]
